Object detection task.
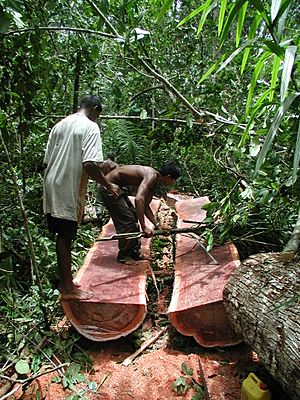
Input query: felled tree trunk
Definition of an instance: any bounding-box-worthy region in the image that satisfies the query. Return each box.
[223,252,300,400]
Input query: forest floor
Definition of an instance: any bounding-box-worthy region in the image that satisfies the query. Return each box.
[5,195,293,400]
[11,319,291,400]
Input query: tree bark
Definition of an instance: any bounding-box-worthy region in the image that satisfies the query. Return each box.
[223,252,300,400]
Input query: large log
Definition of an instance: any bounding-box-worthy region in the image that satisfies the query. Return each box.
[61,199,161,341]
[223,252,300,400]
[167,197,241,347]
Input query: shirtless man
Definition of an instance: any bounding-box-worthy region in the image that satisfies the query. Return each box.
[99,163,180,263]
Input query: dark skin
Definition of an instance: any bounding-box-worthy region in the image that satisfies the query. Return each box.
[104,165,176,238]
[54,106,120,301]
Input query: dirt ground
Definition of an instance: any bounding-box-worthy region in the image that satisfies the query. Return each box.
[9,316,291,400]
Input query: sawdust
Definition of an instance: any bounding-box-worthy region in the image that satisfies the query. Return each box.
[14,335,257,400]
[10,321,292,400]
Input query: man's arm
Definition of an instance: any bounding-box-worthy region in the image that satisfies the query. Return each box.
[135,173,158,236]
[83,161,120,198]
[144,203,159,227]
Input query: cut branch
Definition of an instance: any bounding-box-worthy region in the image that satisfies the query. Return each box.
[0,363,68,384]
[138,58,248,128]
[121,327,168,366]
[138,58,203,119]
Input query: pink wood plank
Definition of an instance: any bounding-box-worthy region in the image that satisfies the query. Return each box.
[61,198,160,341]
[167,197,241,347]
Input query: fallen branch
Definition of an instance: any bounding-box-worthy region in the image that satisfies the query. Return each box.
[139,58,203,120]
[183,232,219,265]
[100,114,205,126]
[86,0,121,37]
[121,327,168,367]
[0,363,68,384]
[0,373,17,399]
[0,383,22,400]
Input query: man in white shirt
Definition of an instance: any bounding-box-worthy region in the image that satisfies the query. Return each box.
[43,95,120,300]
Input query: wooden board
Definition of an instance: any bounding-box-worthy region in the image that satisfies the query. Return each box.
[61,198,160,341]
[167,197,241,347]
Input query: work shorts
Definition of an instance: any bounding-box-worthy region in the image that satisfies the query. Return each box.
[46,214,77,240]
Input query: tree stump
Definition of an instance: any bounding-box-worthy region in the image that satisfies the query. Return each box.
[223,252,300,400]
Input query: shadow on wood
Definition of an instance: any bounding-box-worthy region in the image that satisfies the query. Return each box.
[167,197,241,347]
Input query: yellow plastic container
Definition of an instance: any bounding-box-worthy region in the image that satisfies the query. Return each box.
[241,373,272,400]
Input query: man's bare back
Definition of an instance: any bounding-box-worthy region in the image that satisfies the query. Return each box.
[105,165,159,188]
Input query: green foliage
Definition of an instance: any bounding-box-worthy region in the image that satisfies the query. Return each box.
[172,362,204,399]
[15,359,30,375]
[102,120,152,164]
[0,0,299,387]
[52,362,99,400]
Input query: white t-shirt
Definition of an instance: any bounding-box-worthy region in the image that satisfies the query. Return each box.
[43,113,103,222]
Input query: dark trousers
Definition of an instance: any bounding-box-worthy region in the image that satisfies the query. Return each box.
[100,188,141,261]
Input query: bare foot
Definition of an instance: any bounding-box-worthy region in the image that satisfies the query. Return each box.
[60,287,93,301]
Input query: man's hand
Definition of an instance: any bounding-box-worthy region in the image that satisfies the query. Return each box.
[143,226,153,238]
[106,182,121,198]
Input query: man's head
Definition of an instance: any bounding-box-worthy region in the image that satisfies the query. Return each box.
[80,95,102,121]
[159,163,181,185]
